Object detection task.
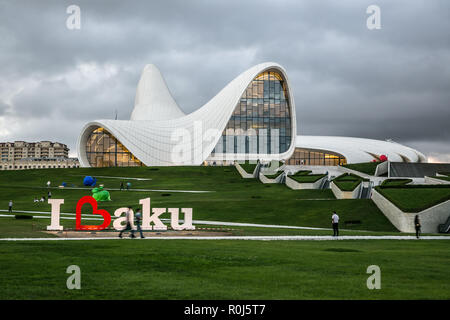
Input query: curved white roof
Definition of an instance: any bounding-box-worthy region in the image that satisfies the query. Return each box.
[77,62,426,167]
[78,62,297,166]
[295,135,427,163]
[131,64,185,121]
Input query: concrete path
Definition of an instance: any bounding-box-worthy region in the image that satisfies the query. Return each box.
[1,235,449,241]
[0,210,334,230]
[51,186,214,193]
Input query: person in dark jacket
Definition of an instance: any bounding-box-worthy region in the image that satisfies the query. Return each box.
[119,207,135,239]
[134,208,145,239]
[414,215,421,239]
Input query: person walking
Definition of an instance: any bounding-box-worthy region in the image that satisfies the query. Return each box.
[119,207,135,239]
[120,181,124,191]
[126,182,131,191]
[332,211,339,237]
[48,191,52,199]
[8,200,13,213]
[414,215,421,239]
[134,208,145,239]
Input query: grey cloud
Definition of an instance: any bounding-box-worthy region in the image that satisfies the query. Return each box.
[0,0,449,160]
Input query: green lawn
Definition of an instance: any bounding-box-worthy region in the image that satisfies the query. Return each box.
[0,239,448,299]
[376,186,450,212]
[237,161,258,174]
[381,179,412,186]
[332,173,364,192]
[343,162,380,176]
[262,171,283,179]
[289,174,326,183]
[433,176,450,182]
[0,167,396,232]
[1,166,449,300]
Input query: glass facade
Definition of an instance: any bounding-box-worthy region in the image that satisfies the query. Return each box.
[85,128,143,167]
[286,148,347,166]
[211,70,292,156]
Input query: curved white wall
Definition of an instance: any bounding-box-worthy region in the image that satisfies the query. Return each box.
[78,62,296,167]
[295,135,427,164]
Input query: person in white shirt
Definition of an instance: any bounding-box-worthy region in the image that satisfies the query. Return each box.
[8,200,13,213]
[331,211,339,237]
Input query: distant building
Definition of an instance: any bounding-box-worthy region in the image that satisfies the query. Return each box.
[0,141,69,161]
[0,157,79,170]
[0,141,78,170]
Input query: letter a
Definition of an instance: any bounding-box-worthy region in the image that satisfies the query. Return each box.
[366,265,381,289]
[366,5,381,30]
[66,5,81,30]
[66,265,81,289]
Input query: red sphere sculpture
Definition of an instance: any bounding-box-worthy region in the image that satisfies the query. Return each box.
[379,155,388,162]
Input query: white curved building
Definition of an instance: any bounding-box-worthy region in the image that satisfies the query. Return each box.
[77,62,426,167]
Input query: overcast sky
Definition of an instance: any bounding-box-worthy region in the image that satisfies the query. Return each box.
[0,0,449,161]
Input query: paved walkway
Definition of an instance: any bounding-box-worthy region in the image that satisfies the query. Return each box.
[72,175,152,181]
[1,235,449,241]
[0,210,334,231]
[51,186,213,193]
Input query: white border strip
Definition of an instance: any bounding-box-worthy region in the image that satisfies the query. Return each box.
[0,235,449,241]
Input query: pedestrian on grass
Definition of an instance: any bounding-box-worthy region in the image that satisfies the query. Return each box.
[119,206,135,239]
[48,191,52,199]
[415,215,421,239]
[135,208,145,239]
[126,182,131,191]
[8,200,13,213]
[332,211,339,237]
[120,181,124,191]
[47,181,51,188]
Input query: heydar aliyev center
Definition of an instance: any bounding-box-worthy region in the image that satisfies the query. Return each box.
[77,62,426,167]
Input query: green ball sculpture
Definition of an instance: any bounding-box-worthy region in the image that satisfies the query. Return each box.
[91,185,111,202]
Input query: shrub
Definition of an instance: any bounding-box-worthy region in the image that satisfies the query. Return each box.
[15,215,32,220]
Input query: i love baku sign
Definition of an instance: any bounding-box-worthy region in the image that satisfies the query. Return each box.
[46,196,195,231]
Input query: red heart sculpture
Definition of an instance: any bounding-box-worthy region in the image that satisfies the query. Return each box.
[76,196,111,231]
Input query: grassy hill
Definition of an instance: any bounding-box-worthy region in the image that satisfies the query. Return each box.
[0,166,396,233]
